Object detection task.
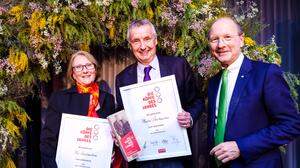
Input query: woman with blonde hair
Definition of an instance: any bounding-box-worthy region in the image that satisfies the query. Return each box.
[40,51,121,167]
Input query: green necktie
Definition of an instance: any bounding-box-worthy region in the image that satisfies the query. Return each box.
[214,69,228,166]
[215,69,228,146]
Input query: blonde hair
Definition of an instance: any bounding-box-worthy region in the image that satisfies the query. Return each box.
[66,51,101,88]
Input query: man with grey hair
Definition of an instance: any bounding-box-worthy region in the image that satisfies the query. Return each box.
[207,16,300,168]
[115,19,204,168]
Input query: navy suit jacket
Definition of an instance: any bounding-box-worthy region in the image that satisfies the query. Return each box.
[208,57,300,168]
[40,85,115,168]
[115,55,204,166]
[115,55,204,122]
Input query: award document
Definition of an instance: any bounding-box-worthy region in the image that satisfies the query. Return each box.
[120,75,191,161]
[55,113,113,168]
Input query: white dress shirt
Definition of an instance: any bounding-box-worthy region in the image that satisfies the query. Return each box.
[137,56,161,83]
[215,54,245,124]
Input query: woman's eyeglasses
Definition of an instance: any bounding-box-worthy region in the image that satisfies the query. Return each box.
[72,63,95,72]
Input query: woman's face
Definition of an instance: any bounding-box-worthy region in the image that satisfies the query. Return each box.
[72,55,96,86]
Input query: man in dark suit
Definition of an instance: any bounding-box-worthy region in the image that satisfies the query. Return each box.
[115,19,204,168]
[207,17,300,168]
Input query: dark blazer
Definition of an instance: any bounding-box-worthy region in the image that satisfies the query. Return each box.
[115,55,204,122]
[40,85,115,168]
[115,55,204,167]
[208,57,300,168]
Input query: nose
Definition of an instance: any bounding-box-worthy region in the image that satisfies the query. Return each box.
[82,66,88,73]
[217,39,226,48]
[140,40,146,50]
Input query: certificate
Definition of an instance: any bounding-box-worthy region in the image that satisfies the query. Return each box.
[120,75,191,161]
[56,113,113,168]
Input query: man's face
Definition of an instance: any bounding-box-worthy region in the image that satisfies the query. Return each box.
[209,18,244,67]
[129,24,157,65]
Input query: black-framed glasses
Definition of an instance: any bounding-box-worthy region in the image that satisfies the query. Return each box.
[72,63,95,72]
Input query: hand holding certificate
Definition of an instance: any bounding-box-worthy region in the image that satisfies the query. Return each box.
[120,75,191,161]
[56,114,113,168]
[108,110,141,162]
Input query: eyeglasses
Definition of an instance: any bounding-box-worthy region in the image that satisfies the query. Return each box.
[72,63,95,72]
[209,34,241,44]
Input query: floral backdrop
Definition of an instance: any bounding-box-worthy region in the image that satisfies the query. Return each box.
[0,0,299,167]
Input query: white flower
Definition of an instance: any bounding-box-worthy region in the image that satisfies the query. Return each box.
[0,19,3,35]
[53,52,59,59]
[0,84,8,96]
[53,7,59,13]
[0,25,3,35]
[53,61,62,74]
[82,0,92,6]
[36,53,49,69]
[95,0,113,6]
[43,29,50,37]
[0,126,9,152]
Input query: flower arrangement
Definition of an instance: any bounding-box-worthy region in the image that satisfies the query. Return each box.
[0,0,299,167]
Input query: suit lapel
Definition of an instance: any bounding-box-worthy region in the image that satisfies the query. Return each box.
[208,72,222,133]
[127,62,138,84]
[226,57,253,125]
[157,56,172,77]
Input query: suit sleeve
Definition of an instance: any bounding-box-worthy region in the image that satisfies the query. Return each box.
[40,92,61,168]
[181,58,205,123]
[236,64,300,163]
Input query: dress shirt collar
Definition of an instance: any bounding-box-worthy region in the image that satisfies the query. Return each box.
[225,53,244,72]
[137,55,159,71]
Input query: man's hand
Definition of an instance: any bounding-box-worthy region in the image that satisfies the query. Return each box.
[111,131,119,147]
[177,110,192,128]
[210,141,240,163]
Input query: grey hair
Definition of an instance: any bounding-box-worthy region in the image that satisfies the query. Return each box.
[127,19,157,42]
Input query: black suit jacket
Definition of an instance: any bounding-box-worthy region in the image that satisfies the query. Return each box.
[40,85,115,168]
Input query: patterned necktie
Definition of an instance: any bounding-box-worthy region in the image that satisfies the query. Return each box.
[143,66,152,82]
[215,69,228,146]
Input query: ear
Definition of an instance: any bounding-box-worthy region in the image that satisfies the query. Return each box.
[240,33,245,47]
[71,71,75,81]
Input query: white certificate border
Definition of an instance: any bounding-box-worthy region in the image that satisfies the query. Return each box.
[120,75,191,161]
[56,113,113,167]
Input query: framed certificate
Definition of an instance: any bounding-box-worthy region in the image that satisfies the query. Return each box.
[120,75,191,161]
[56,113,113,168]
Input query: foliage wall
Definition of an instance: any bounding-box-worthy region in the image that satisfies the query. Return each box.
[0,0,299,167]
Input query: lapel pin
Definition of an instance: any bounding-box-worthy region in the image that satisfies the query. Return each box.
[241,75,244,78]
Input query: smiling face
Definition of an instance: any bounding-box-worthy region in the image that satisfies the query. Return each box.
[128,24,158,65]
[72,55,96,86]
[209,18,244,67]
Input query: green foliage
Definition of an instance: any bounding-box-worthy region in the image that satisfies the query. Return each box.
[0,100,29,168]
[284,72,300,111]
[0,0,299,165]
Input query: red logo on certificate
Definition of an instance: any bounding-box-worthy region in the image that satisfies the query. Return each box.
[158,148,166,153]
